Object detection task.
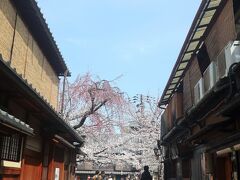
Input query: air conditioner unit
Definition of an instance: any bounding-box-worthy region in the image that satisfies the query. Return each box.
[203,61,216,94]
[216,41,240,80]
[194,78,204,104]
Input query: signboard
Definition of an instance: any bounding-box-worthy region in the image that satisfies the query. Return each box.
[55,168,60,180]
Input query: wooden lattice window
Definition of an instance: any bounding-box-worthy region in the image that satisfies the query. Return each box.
[0,134,22,162]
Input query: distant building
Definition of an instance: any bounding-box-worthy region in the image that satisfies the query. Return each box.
[159,0,240,179]
[75,132,140,179]
[0,0,83,179]
[76,161,137,180]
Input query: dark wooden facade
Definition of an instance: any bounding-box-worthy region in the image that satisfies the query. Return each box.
[0,0,83,179]
[159,0,240,179]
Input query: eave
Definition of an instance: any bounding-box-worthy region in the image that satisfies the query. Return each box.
[161,78,230,145]
[0,55,83,143]
[158,0,226,107]
[218,94,240,116]
[185,119,234,143]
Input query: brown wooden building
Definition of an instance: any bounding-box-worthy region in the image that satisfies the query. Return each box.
[158,0,240,179]
[0,0,84,179]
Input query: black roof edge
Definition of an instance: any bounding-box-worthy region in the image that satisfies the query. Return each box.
[11,0,71,76]
[158,0,208,107]
[0,55,83,143]
[158,0,229,107]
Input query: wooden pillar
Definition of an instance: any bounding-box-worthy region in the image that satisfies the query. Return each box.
[47,141,55,180]
[176,158,182,180]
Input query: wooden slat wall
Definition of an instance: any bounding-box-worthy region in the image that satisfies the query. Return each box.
[161,92,183,136]
[191,153,202,180]
[205,0,236,62]
[182,0,236,113]
[172,92,183,121]
[183,56,202,112]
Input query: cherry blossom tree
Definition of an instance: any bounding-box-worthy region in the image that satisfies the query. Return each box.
[77,93,163,174]
[60,74,163,176]
[121,94,163,171]
[60,73,131,163]
[60,73,127,131]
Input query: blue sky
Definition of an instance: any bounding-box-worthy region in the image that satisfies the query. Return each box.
[37,0,201,98]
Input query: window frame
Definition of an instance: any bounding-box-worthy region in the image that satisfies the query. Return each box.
[0,133,22,162]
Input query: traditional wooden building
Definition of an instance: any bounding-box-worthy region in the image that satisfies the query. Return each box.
[0,0,84,179]
[75,162,137,180]
[159,0,240,179]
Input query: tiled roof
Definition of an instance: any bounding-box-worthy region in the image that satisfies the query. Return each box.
[76,170,136,175]
[0,108,34,135]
